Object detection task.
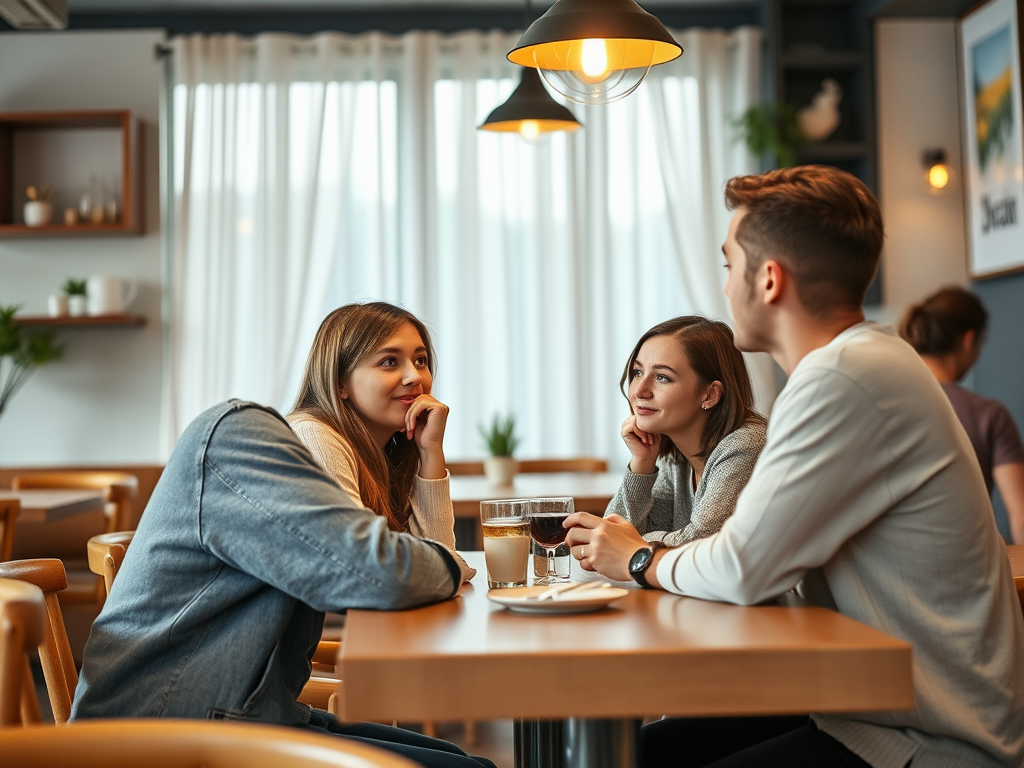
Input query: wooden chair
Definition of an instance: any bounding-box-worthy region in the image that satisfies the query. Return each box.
[0,559,77,723]
[0,577,45,726]
[11,472,140,665]
[0,718,419,768]
[447,457,608,475]
[0,498,19,562]
[86,531,135,596]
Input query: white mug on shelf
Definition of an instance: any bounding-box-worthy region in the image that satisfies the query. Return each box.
[86,276,138,316]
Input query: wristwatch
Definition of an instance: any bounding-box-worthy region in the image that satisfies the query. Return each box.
[629,542,666,589]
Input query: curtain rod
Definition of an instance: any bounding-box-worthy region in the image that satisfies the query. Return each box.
[154,35,521,62]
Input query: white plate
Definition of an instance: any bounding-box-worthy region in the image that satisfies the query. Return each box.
[486,585,630,615]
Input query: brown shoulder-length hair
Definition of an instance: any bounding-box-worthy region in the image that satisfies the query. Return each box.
[899,286,988,357]
[724,165,884,317]
[619,316,765,465]
[290,302,437,532]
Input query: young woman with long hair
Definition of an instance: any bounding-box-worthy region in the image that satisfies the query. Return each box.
[288,302,471,577]
[603,316,767,547]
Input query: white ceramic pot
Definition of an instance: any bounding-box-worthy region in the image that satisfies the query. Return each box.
[48,294,69,317]
[68,295,87,317]
[484,456,517,488]
[24,201,53,227]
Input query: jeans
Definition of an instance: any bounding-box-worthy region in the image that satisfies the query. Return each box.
[302,709,496,768]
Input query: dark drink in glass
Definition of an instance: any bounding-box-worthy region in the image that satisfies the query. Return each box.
[530,513,570,547]
[530,497,574,585]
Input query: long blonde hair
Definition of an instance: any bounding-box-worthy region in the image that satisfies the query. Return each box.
[291,302,437,532]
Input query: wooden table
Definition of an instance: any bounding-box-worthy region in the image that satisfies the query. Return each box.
[0,489,104,523]
[449,472,622,519]
[339,553,914,768]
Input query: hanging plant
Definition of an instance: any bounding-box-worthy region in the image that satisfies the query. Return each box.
[733,103,809,168]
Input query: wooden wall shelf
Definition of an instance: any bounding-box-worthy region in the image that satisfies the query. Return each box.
[0,223,138,238]
[0,110,143,237]
[14,314,146,327]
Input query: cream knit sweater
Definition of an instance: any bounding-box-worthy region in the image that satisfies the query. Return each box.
[286,411,475,581]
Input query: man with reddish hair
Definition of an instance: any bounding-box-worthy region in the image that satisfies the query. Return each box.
[568,166,1024,767]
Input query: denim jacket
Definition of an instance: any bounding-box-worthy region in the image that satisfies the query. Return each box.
[71,401,460,725]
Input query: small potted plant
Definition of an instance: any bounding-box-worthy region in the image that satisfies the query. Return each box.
[24,185,54,227]
[63,278,88,317]
[479,413,520,487]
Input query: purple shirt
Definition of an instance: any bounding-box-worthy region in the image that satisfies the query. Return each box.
[941,382,1024,494]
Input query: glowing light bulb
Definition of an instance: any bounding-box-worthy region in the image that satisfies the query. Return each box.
[581,39,609,80]
[518,120,541,141]
[928,164,950,190]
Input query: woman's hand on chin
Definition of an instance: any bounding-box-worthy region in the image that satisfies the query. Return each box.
[621,415,660,475]
[406,394,448,478]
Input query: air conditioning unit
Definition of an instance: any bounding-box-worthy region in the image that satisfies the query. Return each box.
[0,0,67,29]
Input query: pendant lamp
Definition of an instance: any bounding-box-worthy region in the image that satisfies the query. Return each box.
[479,66,582,140]
[507,0,683,106]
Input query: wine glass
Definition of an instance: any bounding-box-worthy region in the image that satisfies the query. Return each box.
[529,497,574,586]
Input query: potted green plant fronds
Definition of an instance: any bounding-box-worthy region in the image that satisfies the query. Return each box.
[0,305,64,421]
[733,102,808,168]
[479,413,520,487]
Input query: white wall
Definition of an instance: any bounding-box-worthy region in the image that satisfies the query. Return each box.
[875,19,969,321]
[0,30,166,465]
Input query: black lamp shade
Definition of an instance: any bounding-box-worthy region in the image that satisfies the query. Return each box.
[507,0,682,70]
[479,67,583,133]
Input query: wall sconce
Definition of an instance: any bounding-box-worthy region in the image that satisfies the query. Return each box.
[923,149,951,192]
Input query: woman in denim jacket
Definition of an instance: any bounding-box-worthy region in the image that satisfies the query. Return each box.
[71,399,492,768]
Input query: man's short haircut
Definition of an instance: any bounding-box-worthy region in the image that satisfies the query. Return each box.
[724,165,884,316]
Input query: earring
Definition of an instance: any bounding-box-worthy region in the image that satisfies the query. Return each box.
[701,403,709,411]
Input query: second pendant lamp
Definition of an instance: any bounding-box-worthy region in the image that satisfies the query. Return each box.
[478,66,582,140]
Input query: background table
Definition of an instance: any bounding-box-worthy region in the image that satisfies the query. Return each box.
[339,553,914,767]
[449,473,622,520]
[0,489,104,523]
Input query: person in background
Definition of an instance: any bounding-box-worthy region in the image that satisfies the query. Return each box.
[606,316,766,547]
[900,286,1024,543]
[72,400,492,768]
[288,302,471,580]
[566,165,1024,768]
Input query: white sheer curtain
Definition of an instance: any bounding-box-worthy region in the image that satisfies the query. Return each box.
[165,26,770,464]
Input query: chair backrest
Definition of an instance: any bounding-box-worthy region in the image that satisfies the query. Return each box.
[0,559,77,723]
[0,498,19,562]
[447,458,608,475]
[0,577,45,727]
[12,471,139,533]
[0,718,420,768]
[86,531,135,596]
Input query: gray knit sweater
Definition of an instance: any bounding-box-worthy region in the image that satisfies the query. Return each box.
[606,420,767,546]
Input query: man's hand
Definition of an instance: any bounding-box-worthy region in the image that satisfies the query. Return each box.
[564,512,650,582]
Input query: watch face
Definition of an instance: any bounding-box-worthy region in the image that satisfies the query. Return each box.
[629,547,653,574]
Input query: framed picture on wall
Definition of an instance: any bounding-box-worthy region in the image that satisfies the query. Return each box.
[958,0,1024,278]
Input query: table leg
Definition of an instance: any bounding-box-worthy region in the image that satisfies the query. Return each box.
[514,719,564,768]
[566,718,640,768]
[514,718,640,768]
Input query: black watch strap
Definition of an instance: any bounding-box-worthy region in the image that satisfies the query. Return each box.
[629,542,666,589]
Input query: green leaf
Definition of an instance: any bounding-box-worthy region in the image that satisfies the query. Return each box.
[478,412,521,457]
[732,103,809,168]
[0,303,64,418]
